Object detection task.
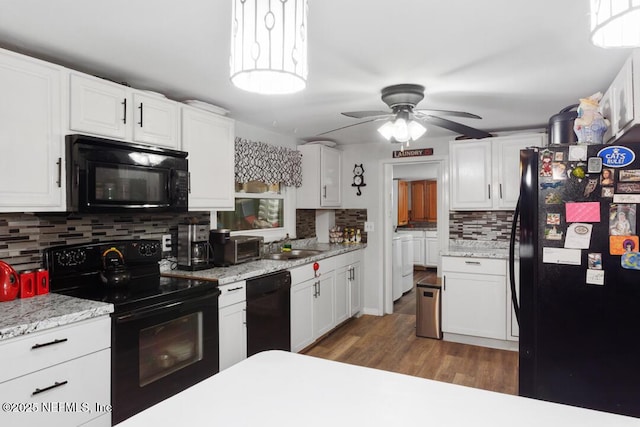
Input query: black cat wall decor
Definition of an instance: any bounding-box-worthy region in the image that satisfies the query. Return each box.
[352,164,366,196]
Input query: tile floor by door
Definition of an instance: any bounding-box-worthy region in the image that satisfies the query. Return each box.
[304,268,519,395]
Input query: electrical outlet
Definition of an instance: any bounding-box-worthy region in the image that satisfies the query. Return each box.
[162,234,172,252]
[364,221,374,232]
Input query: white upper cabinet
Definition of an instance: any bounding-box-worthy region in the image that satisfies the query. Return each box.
[450,134,545,211]
[132,91,179,149]
[69,73,128,139]
[450,139,493,210]
[68,72,180,149]
[0,48,65,212]
[296,145,342,208]
[181,105,235,210]
[603,54,634,143]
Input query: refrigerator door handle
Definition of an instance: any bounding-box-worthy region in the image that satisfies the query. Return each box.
[509,197,521,326]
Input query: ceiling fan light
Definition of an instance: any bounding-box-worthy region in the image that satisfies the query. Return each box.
[230,0,308,94]
[590,0,640,48]
[407,120,427,140]
[377,121,396,140]
[393,118,410,143]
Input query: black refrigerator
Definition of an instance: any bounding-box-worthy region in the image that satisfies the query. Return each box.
[515,142,640,418]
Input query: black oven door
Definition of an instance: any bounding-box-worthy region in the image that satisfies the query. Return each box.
[111,288,220,425]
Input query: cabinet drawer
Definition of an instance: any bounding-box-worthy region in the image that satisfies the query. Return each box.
[290,257,336,285]
[442,256,505,275]
[0,317,110,383]
[218,281,246,308]
[0,349,111,427]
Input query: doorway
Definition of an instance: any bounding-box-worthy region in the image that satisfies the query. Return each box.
[381,156,449,315]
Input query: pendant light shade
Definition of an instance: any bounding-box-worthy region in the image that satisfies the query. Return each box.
[377,111,427,144]
[590,0,640,48]
[230,0,308,94]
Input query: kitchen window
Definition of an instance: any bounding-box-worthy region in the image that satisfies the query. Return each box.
[216,181,285,231]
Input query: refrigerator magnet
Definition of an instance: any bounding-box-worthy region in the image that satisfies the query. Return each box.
[569,145,588,161]
[544,226,563,240]
[609,204,636,235]
[564,223,593,249]
[554,151,564,161]
[540,150,553,177]
[566,202,601,223]
[588,253,602,270]
[587,156,603,173]
[544,192,562,204]
[617,182,640,193]
[586,269,605,285]
[609,236,639,255]
[621,252,640,270]
[546,213,561,225]
[552,162,568,180]
[601,168,615,185]
[583,178,598,197]
[602,187,614,198]
[619,169,640,182]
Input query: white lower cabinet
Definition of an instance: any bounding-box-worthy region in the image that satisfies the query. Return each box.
[425,235,439,267]
[506,259,520,341]
[442,257,507,341]
[290,250,363,353]
[0,316,111,427]
[218,281,247,371]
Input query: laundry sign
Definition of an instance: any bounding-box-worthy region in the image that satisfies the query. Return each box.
[392,148,433,158]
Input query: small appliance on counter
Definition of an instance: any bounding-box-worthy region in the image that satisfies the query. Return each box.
[0,260,19,302]
[177,224,212,271]
[210,229,263,266]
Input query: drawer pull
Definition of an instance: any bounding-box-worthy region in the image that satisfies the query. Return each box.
[226,286,243,292]
[31,338,68,350]
[32,380,68,396]
[464,261,481,265]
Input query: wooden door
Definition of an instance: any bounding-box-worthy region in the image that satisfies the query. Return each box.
[397,180,409,225]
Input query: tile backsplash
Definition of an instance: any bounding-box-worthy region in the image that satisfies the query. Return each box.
[296,209,368,243]
[0,212,210,271]
[449,210,516,242]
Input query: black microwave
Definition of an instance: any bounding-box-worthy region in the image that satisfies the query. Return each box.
[66,134,189,213]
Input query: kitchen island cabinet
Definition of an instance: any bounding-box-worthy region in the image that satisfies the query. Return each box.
[181,105,235,210]
[0,47,65,212]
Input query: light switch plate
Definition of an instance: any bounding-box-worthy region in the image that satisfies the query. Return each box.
[162,234,172,252]
[364,221,374,232]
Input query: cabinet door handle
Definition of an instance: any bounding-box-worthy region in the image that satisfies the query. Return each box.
[31,338,68,350]
[138,102,144,127]
[317,281,321,297]
[464,261,481,265]
[56,157,62,188]
[443,276,446,291]
[74,163,80,188]
[32,380,68,396]
[188,172,192,193]
[122,98,127,124]
[323,185,327,199]
[488,184,491,199]
[226,286,243,292]
[499,183,503,199]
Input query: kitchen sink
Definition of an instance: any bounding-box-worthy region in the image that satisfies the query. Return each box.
[262,249,324,260]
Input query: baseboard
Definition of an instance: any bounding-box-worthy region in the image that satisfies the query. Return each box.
[443,333,519,352]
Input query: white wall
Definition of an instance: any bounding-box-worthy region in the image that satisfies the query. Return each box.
[339,137,452,315]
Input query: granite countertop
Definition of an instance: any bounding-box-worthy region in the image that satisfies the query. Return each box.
[0,293,114,342]
[163,242,367,285]
[441,240,517,260]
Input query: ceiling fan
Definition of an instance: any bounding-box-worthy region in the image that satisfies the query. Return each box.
[320,84,492,141]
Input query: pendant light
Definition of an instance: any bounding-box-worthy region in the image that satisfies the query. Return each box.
[377,110,427,147]
[590,0,640,48]
[230,0,309,94]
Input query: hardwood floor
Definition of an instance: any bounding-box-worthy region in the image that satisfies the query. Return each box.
[304,268,519,395]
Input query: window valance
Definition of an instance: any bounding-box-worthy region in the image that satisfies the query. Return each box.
[235,137,302,187]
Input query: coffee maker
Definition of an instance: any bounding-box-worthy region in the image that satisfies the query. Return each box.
[209,229,231,267]
[177,224,212,270]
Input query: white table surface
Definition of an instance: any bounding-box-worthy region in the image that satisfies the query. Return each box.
[117,350,640,427]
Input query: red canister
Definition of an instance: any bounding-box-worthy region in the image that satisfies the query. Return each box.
[35,268,49,295]
[19,270,36,298]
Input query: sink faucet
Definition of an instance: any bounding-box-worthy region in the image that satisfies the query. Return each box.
[266,234,290,253]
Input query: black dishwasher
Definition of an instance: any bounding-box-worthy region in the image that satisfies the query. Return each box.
[246,270,291,356]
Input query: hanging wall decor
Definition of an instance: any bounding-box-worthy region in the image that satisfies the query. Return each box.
[351,164,366,196]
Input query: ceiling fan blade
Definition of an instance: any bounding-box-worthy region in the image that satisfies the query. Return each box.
[421,115,492,139]
[342,110,391,119]
[317,118,379,136]
[414,109,482,119]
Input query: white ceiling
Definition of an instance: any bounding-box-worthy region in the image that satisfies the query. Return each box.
[0,0,632,145]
